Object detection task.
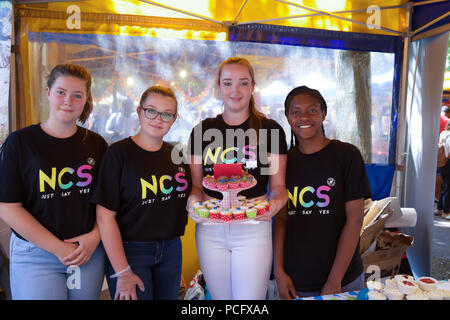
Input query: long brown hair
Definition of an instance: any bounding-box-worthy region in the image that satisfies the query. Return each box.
[217,57,265,139]
[46,64,93,124]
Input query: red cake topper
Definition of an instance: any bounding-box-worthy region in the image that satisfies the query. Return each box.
[213,163,242,179]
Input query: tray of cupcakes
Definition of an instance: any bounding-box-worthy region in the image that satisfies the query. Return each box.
[359,275,450,300]
[192,196,270,224]
[193,164,270,224]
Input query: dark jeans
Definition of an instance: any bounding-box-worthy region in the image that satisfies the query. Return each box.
[438,162,450,213]
[105,237,182,300]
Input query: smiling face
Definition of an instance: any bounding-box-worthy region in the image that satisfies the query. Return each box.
[46,75,87,125]
[287,93,326,142]
[218,63,255,114]
[138,92,177,140]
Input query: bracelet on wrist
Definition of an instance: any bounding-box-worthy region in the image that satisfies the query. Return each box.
[110,265,131,278]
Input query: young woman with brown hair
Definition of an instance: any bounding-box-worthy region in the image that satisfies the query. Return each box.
[0,64,107,299]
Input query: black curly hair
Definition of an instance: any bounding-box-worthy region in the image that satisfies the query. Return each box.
[284,85,327,148]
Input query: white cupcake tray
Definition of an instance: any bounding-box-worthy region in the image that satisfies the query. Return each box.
[202,178,257,210]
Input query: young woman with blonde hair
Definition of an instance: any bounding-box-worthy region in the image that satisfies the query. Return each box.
[187,57,288,300]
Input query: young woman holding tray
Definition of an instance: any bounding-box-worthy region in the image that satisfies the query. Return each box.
[187,57,288,300]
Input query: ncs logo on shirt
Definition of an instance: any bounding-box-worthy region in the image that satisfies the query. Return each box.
[203,145,256,165]
[39,165,92,192]
[288,185,331,209]
[288,177,336,210]
[140,172,188,199]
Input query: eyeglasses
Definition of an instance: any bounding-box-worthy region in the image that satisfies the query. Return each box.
[141,107,176,122]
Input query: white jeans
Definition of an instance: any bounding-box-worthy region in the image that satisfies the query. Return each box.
[195,221,273,300]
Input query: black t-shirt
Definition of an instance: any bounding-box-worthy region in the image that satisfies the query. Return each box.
[0,124,108,240]
[91,139,191,242]
[285,140,372,292]
[188,114,287,199]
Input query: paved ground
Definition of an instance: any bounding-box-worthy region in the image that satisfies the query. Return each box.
[431,213,450,280]
[432,257,450,280]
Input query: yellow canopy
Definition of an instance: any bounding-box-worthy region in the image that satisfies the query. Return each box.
[18,0,408,38]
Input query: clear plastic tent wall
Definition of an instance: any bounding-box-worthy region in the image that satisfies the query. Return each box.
[16,1,399,164]
[27,32,396,163]
[0,1,11,144]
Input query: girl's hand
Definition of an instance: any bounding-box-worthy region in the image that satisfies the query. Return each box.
[256,199,284,221]
[187,194,208,223]
[55,241,78,264]
[61,229,100,266]
[186,194,201,213]
[321,279,341,296]
[114,269,145,300]
[275,271,299,300]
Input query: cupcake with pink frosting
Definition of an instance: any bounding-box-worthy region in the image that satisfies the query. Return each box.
[209,207,221,220]
[239,176,252,188]
[232,207,246,221]
[220,209,233,222]
[228,179,240,190]
[255,204,266,216]
[216,180,228,191]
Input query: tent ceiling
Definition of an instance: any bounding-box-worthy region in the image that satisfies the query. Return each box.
[15,0,448,38]
[15,0,450,36]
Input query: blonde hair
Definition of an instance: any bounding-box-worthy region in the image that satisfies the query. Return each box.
[218,57,265,139]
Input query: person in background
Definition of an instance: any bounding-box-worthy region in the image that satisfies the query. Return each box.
[436,105,450,204]
[273,85,371,299]
[89,103,111,142]
[439,105,450,135]
[105,98,140,143]
[0,63,107,299]
[436,120,450,220]
[187,57,288,300]
[93,86,191,300]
